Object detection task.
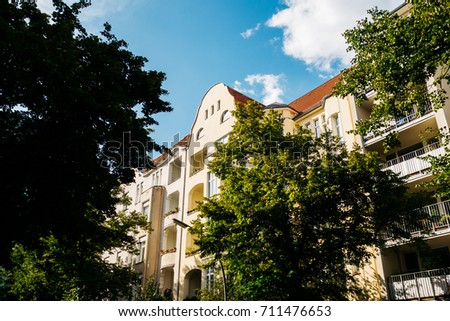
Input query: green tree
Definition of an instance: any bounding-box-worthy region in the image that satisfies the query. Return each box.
[190,101,428,300]
[423,131,450,198]
[333,0,450,142]
[0,1,170,299]
[134,278,173,301]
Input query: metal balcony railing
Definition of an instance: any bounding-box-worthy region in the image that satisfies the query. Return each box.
[388,267,450,300]
[382,200,450,242]
[364,104,433,142]
[418,201,450,233]
[382,142,445,179]
[384,141,440,167]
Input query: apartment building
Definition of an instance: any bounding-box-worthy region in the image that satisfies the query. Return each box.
[358,82,450,300]
[111,83,256,300]
[113,67,450,300]
[287,69,450,300]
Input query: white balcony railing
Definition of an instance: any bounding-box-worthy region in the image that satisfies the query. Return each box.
[382,142,445,179]
[388,267,450,300]
[416,201,450,235]
[382,200,450,242]
[364,104,433,142]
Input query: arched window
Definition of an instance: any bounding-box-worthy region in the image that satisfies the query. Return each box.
[196,128,204,140]
[221,110,231,123]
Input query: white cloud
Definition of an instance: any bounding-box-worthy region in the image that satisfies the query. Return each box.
[234,74,285,105]
[266,0,399,72]
[35,0,55,14]
[269,36,281,45]
[240,23,261,39]
[233,80,256,96]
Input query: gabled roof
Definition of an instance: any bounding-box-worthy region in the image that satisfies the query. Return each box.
[227,86,255,104]
[289,74,341,115]
[172,134,190,148]
[151,134,191,168]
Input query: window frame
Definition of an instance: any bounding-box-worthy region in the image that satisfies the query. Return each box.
[196,128,204,140]
[221,110,231,123]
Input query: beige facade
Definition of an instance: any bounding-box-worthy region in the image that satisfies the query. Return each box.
[114,72,450,300]
[112,83,255,300]
[288,73,450,300]
[113,55,450,300]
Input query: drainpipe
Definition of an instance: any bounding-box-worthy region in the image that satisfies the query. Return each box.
[372,246,382,300]
[176,146,189,300]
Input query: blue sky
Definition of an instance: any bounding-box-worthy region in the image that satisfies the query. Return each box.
[37,0,400,149]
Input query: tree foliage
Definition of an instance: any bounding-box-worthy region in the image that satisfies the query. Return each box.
[333,0,450,139]
[0,0,170,299]
[134,278,173,301]
[422,130,450,198]
[190,101,428,300]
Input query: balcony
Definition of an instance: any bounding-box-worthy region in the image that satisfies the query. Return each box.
[160,250,176,268]
[388,267,450,300]
[414,201,450,236]
[383,200,450,244]
[364,104,433,143]
[382,142,445,179]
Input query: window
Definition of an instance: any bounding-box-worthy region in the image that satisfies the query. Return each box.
[152,169,162,185]
[217,135,229,144]
[134,184,140,204]
[168,157,182,184]
[314,119,321,138]
[221,110,231,123]
[305,122,311,131]
[217,100,221,111]
[205,109,208,119]
[190,149,206,176]
[208,172,218,197]
[333,113,343,141]
[142,203,150,218]
[196,128,204,140]
[206,266,215,290]
[211,105,214,115]
[136,236,146,264]
[167,191,179,214]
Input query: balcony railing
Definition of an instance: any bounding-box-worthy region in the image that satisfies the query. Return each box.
[382,200,450,243]
[417,201,450,234]
[364,104,433,142]
[382,142,445,179]
[388,267,450,300]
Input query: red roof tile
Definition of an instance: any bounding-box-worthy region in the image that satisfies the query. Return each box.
[289,74,341,114]
[152,153,168,166]
[173,134,191,148]
[151,134,191,167]
[227,86,255,104]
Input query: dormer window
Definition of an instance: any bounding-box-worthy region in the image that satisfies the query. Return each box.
[221,110,231,123]
[196,128,204,140]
